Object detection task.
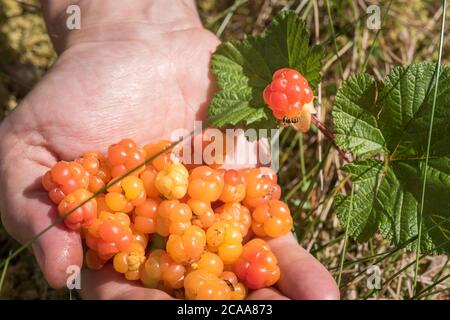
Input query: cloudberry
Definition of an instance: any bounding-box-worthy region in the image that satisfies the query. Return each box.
[85,211,133,260]
[219,169,246,203]
[155,163,189,200]
[156,200,192,236]
[220,271,247,300]
[206,221,243,265]
[234,239,280,290]
[133,198,159,234]
[57,188,97,230]
[166,225,206,264]
[244,177,281,209]
[187,199,216,230]
[184,269,231,300]
[140,249,186,291]
[113,233,148,280]
[144,140,174,171]
[215,202,251,237]
[263,68,314,119]
[42,161,89,204]
[107,139,146,178]
[252,199,293,237]
[188,166,224,202]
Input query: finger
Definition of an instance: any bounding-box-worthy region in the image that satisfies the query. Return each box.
[246,287,289,300]
[267,233,340,300]
[0,134,83,289]
[81,265,175,300]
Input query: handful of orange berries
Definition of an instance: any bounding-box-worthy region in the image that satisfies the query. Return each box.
[42,137,293,299]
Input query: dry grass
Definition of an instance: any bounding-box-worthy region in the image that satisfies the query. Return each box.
[0,0,449,300]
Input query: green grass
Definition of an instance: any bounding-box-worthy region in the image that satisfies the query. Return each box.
[0,0,449,300]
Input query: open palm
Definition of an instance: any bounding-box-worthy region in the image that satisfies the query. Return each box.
[0,10,338,300]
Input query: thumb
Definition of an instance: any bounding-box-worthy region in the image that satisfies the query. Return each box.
[0,156,83,289]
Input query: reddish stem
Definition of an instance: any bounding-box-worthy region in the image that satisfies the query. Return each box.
[311,115,351,163]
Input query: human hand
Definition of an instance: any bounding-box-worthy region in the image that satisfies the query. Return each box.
[0,0,339,300]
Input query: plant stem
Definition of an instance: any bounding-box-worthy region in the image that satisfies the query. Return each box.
[311,115,351,162]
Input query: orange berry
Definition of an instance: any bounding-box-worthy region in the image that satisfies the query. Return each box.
[252,200,292,237]
[156,200,192,236]
[155,163,189,200]
[58,188,97,230]
[108,139,146,178]
[166,225,205,264]
[234,239,280,290]
[184,269,231,300]
[140,165,160,198]
[42,161,89,204]
[188,166,224,202]
[206,221,243,265]
[187,199,216,230]
[193,252,224,276]
[144,140,174,171]
[133,198,159,234]
[215,202,251,237]
[219,169,246,203]
[140,249,186,291]
[220,271,247,300]
[244,177,281,209]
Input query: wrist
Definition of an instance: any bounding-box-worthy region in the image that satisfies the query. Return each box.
[40,0,202,53]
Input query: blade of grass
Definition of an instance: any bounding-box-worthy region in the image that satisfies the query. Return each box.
[205,0,248,29]
[412,273,450,300]
[413,0,447,296]
[215,0,248,37]
[337,183,354,287]
[0,251,12,296]
[324,0,344,78]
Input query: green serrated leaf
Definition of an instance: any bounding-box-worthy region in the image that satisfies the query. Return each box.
[207,10,323,129]
[333,62,450,253]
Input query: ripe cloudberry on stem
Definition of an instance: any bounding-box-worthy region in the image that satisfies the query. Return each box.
[263,67,314,120]
[188,166,224,202]
[42,161,89,204]
[252,199,293,237]
[234,239,280,290]
[107,138,146,178]
[155,163,189,200]
[140,249,186,291]
[58,188,97,230]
